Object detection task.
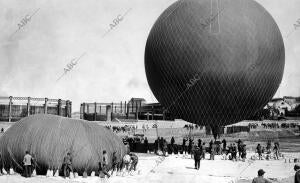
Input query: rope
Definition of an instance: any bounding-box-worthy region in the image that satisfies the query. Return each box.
[7,147,24,171]
[238,159,254,178]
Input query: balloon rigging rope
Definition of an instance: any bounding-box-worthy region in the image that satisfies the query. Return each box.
[7,146,23,170]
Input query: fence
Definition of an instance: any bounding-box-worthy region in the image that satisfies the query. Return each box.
[0,96,72,122]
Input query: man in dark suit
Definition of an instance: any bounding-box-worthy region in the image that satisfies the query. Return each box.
[194,147,202,170]
[295,164,300,183]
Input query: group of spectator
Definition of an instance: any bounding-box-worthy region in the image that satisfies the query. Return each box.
[221,139,247,161]
[105,125,138,134]
[142,124,150,133]
[154,137,169,156]
[248,122,299,129]
[183,124,204,130]
[248,123,259,129]
[134,136,249,162]
[261,122,298,129]
[255,140,280,160]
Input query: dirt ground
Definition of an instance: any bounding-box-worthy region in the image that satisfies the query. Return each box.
[0,152,298,183]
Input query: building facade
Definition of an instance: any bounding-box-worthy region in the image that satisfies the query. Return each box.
[80,98,174,121]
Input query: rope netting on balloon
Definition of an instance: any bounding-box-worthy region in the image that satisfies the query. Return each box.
[145,0,285,138]
[0,114,126,175]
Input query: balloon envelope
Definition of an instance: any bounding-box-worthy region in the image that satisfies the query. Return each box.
[0,114,126,175]
[145,0,285,127]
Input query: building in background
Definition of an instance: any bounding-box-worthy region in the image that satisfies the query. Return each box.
[0,96,72,122]
[80,98,174,122]
[266,96,300,118]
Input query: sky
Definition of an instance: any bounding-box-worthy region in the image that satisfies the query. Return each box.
[0,0,299,112]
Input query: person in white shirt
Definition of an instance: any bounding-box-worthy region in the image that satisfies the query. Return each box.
[23,151,32,178]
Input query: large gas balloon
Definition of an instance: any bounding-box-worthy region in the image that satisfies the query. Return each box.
[144,0,285,137]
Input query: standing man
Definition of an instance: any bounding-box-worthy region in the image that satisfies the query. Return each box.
[252,169,272,183]
[241,144,247,161]
[273,143,279,160]
[232,143,237,161]
[171,136,175,146]
[171,136,175,154]
[188,138,193,154]
[209,140,213,153]
[197,139,202,148]
[294,164,300,183]
[256,144,262,160]
[238,140,243,158]
[159,137,164,152]
[154,138,158,154]
[194,147,202,170]
[182,138,187,154]
[23,151,32,178]
[202,142,206,159]
[222,139,227,153]
[144,137,149,153]
[163,139,168,156]
[63,152,73,178]
[210,142,216,160]
[102,150,110,178]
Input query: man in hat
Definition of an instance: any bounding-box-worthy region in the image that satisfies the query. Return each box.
[252,169,272,183]
[294,164,300,183]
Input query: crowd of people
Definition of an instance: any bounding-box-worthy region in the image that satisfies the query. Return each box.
[105,125,138,134]
[139,136,251,167]
[255,140,280,160]
[0,148,139,180]
[248,122,299,129]
[183,124,204,130]
[248,123,259,129]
